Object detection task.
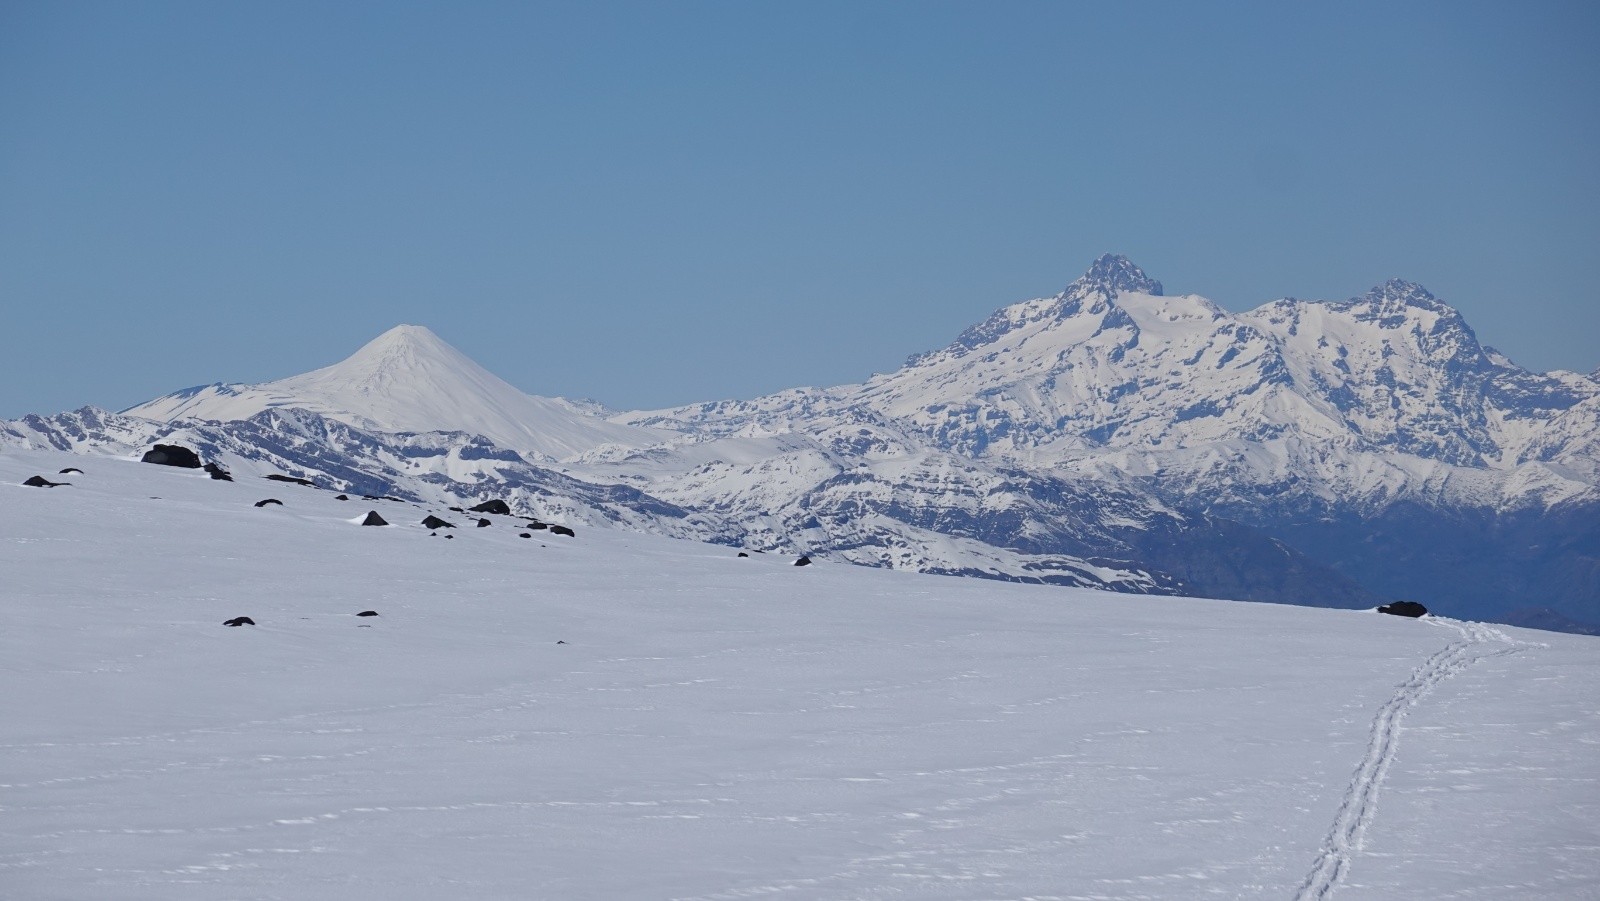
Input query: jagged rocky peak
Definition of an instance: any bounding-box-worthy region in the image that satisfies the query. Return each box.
[1357,278,1451,314]
[1068,254,1164,299]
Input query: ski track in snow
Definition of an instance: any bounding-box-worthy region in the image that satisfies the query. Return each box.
[1292,617,1543,901]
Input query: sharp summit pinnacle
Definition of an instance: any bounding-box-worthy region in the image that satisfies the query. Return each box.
[1071,254,1164,298]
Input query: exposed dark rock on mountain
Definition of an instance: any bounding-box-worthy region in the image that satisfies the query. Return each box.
[794,555,812,567]
[361,511,389,526]
[476,518,491,528]
[223,616,255,626]
[550,525,575,537]
[59,467,83,474]
[1377,601,1428,618]
[141,444,201,468]
[255,499,282,507]
[266,474,316,487]
[335,494,349,500]
[23,475,67,487]
[204,462,232,481]
[469,499,511,515]
[422,515,455,529]
[356,610,379,617]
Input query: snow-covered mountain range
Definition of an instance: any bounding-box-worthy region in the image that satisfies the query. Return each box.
[6,255,1597,627]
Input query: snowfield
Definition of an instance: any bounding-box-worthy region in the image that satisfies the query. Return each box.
[2,450,1596,900]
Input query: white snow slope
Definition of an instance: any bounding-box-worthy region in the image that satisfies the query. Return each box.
[124,325,673,463]
[3,450,1597,900]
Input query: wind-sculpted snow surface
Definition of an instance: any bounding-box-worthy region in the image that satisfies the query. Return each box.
[2,449,1597,900]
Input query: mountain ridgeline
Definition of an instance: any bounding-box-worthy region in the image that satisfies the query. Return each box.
[7,255,1597,629]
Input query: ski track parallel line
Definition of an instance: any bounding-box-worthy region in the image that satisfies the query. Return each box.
[1291,618,1532,901]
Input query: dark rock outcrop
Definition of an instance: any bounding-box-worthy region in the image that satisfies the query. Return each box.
[204,462,233,481]
[469,499,512,516]
[59,467,83,474]
[526,522,549,530]
[142,444,202,468]
[549,524,575,537]
[23,475,67,487]
[335,494,350,500]
[519,532,532,538]
[356,610,379,617]
[476,518,491,528]
[265,473,316,487]
[1377,601,1428,618]
[422,515,455,529]
[223,616,255,627]
[255,498,283,507]
[738,552,749,558]
[794,555,812,567]
[361,511,389,526]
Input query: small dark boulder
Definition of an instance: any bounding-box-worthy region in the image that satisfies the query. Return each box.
[468,499,512,516]
[265,473,316,487]
[361,511,389,526]
[335,494,350,501]
[1378,601,1428,618]
[794,555,812,567]
[519,532,532,538]
[448,506,465,513]
[527,522,549,530]
[445,534,455,539]
[254,498,283,508]
[23,475,67,487]
[737,552,749,558]
[421,514,456,530]
[223,616,255,627]
[556,640,567,645]
[142,444,202,468]
[549,524,575,537]
[476,518,491,528]
[59,467,84,474]
[364,494,404,502]
[356,610,379,617]
[203,462,233,481]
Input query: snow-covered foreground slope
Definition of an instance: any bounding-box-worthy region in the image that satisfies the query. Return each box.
[3,451,1597,900]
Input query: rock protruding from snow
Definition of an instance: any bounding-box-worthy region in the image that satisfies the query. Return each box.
[1377,601,1428,618]
[141,444,201,468]
[361,511,389,526]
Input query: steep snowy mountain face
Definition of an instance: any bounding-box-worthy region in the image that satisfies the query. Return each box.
[125,325,671,463]
[612,255,1599,625]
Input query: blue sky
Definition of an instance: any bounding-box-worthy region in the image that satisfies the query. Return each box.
[2,1,1597,417]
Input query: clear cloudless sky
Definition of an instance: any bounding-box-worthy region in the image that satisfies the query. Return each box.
[2,1,1597,418]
